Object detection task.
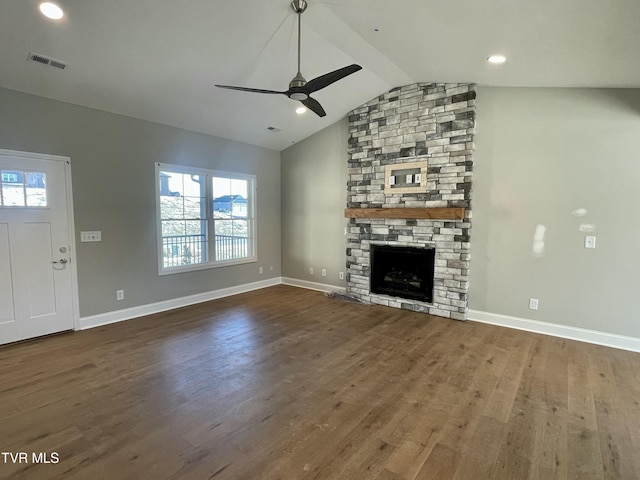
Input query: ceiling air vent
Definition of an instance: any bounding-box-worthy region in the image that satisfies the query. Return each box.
[28,52,68,70]
[267,126,282,133]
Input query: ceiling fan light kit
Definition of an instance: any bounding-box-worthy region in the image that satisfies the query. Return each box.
[215,0,362,117]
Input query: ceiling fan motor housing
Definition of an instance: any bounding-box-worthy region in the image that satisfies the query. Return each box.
[289,73,308,100]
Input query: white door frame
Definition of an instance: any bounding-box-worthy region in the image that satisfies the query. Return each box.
[0,148,80,332]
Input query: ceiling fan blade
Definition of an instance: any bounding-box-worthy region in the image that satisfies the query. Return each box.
[301,97,326,117]
[302,64,362,95]
[215,85,285,95]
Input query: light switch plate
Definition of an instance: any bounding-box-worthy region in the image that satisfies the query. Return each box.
[80,231,101,242]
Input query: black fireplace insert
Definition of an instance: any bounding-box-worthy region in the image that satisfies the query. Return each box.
[370,244,435,303]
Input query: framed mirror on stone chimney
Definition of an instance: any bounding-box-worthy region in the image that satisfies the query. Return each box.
[384,160,428,194]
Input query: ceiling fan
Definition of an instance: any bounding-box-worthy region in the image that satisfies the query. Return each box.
[215,0,362,117]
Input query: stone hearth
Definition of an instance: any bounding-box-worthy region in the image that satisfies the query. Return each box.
[345,83,476,320]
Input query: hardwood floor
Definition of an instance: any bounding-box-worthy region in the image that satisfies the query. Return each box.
[1,285,639,479]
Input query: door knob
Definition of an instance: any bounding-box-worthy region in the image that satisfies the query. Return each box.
[52,259,68,264]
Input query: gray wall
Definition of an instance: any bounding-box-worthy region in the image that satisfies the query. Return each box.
[281,119,348,288]
[0,87,281,317]
[5,85,639,338]
[471,87,640,338]
[280,87,640,339]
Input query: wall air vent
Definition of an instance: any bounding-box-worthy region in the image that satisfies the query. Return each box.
[27,52,68,70]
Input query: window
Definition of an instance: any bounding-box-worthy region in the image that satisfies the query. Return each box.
[156,163,256,274]
[0,170,47,207]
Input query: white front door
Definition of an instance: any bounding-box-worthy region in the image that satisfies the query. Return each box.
[0,150,76,345]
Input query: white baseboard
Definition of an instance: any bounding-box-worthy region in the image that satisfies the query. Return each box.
[468,309,640,353]
[79,277,282,330]
[79,279,639,353]
[281,277,346,294]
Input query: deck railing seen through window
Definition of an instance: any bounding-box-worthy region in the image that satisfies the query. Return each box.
[162,234,248,267]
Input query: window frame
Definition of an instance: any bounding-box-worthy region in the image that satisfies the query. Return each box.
[155,163,257,275]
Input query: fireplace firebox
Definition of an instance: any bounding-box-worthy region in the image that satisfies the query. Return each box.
[370,245,435,303]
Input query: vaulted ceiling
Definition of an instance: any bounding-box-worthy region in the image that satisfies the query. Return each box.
[2,0,639,150]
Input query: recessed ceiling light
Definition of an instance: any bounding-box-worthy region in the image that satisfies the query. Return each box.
[487,55,506,64]
[296,106,307,114]
[39,2,64,20]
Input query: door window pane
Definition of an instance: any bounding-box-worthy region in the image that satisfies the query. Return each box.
[0,171,47,207]
[25,173,47,206]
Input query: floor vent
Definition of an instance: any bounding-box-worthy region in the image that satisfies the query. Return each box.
[28,52,68,70]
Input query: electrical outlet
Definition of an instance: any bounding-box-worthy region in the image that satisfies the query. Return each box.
[309,267,314,275]
[339,272,344,280]
[584,236,596,249]
[529,298,539,310]
[116,290,124,301]
[321,269,327,277]
[258,266,263,274]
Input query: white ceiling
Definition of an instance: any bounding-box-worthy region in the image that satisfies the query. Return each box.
[2,0,639,151]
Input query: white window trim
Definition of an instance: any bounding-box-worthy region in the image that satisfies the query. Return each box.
[155,163,257,275]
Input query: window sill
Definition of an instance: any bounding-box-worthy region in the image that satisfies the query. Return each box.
[158,256,257,276]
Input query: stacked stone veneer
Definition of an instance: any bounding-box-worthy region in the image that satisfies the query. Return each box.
[346,83,476,320]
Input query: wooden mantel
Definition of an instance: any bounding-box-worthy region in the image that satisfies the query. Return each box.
[344,207,465,220]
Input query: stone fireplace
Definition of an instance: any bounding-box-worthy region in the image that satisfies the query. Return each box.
[345,83,476,320]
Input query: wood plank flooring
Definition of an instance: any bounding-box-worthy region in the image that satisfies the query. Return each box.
[1,285,639,479]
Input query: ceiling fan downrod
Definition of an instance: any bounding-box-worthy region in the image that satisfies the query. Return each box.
[289,0,308,99]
